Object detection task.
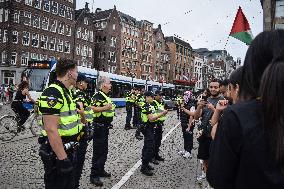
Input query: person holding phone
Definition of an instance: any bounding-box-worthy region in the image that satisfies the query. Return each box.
[194,79,224,182]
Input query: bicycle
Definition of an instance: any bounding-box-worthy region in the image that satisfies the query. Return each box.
[0,102,42,141]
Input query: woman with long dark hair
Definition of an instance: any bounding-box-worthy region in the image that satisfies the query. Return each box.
[207,30,284,188]
[11,81,35,131]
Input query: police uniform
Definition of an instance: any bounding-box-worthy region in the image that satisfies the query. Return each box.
[140,96,156,175]
[135,94,145,139]
[90,90,115,180]
[152,99,166,161]
[125,90,135,129]
[73,86,94,188]
[38,80,83,189]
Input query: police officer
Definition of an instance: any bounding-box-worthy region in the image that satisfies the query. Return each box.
[38,59,84,189]
[135,88,145,140]
[140,91,167,176]
[73,74,94,188]
[90,76,115,187]
[152,91,167,164]
[132,88,140,128]
[124,88,135,130]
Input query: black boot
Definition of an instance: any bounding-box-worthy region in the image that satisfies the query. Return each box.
[90,177,103,186]
[151,158,160,165]
[124,124,131,130]
[100,170,111,178]
[140,165,154,176]
[147,164,154,170]
[155,155,165,162]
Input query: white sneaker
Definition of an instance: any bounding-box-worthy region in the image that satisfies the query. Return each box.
[183,151,192,159]
[178,150,186,155]
[196,171,206,182]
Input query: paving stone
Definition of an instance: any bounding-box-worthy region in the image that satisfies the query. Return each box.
[0,106,210,189]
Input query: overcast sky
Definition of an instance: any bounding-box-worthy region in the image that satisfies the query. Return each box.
[77,0,263,62]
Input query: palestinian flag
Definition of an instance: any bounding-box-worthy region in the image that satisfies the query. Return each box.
[230,6,253,45]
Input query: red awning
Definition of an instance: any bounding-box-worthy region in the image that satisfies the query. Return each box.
[173,79,196,86]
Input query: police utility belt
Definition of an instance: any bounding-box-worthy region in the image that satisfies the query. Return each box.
[93,122,112,128]
[38,136,79,159]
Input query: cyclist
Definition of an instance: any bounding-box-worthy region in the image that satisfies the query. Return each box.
[11,81,35,131]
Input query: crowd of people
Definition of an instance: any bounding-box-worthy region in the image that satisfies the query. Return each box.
[0,84,18,104]
[7,29,284,189]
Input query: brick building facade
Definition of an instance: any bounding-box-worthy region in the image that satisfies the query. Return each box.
[0,0,76,84]
[165,36,194,84]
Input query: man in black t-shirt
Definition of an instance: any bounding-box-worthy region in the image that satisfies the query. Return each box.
[194,79,224,182]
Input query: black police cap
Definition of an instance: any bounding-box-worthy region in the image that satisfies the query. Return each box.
[77,74,90,83]
[144,91,154,97]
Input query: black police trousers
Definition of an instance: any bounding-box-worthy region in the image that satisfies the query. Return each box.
[154,122,163,158]
[90,123,109,177]
[181,123,194,153]
[125,102,133,126]
[40,144,77,189]
[74,139,88,188]
[141,124,155,166]
[133,105,139,126]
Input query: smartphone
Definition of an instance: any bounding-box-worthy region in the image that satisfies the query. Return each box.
[201,95,208,102]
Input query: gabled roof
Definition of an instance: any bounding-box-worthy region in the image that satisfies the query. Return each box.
[93,9,113,20]
[118,11,140,27]
[165,36,192,49]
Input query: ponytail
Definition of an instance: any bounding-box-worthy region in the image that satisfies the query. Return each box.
[260,58,284,167]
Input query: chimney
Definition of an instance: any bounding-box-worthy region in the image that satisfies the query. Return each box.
[85,2,90,12]
[158,24,161,29]
[96,8,102,13]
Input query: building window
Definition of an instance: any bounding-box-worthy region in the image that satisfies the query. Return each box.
[110,37,117,47]
[33,15,40,28]
[76,27,81,38]
[88,47,92,58]
[82,45,88,57]
[34,0,41,9]
[65,25,71,36]
[41,17,49,30]
[276,0,284,18]
[49,37,56,50]
[12,31,18,44]
[41,35,48,49]
[22,31,30,46]
[13,11,19,23]
[20,52,29,65]
[66,7,72,20]
[64,41,70,53]
[43,0,50,12]
[31,53,38,61]
[84,17,88,25]
[101,21,107,28]
[3,9,7,22]
[50,19,57,32]
[25,0,32,6]
[59,4,65,17]
[58,22,64,34]
[2,51,7,64]
[0,9,3,23]
[108,51,116,62]
[32,33,39,47]
[11,52,17,65]
[76,44,80,55]
[51,1,58,14]
[3,30,7,43]
[57,39,63,52]
[24,12,31,26]
[89,31,93,42]
[81,29,88,40]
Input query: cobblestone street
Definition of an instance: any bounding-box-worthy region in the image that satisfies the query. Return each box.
[0,105,208,189]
